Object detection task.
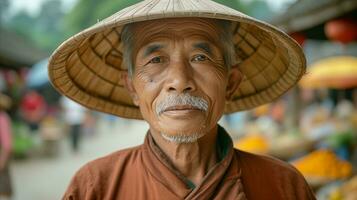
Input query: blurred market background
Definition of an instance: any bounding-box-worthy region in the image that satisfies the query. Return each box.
[0,0,356,199]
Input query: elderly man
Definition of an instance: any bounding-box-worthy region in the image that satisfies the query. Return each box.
[49,0,315,199]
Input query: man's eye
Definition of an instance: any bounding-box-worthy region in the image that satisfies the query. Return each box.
[149,56,163,64]
[192,55,208,62]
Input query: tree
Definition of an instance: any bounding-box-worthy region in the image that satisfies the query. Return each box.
[34,0,65,50]
[36,0,64,33]
[3,0,275,52]
[0,0,9,25]
[244,0,273,21]
[0,0,9,13]
[64,0,140,35]
[63,0,274,35]
[3,0,66,51]
[215,0,248,12]
[5,11,36,39]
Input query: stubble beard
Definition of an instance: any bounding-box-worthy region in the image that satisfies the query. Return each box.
[155,93,209,143]
[160,131,206,144]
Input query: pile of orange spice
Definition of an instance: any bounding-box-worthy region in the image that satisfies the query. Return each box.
[292,149,352,180]
[234,135,269,154]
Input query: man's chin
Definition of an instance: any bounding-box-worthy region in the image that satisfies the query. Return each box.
[157,120,207,135]
[155,123,207,143]
[148,115,209,142]
[160,132,206,143]
[158,115,207,130]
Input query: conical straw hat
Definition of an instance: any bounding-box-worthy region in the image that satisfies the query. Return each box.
[48,0,306,119]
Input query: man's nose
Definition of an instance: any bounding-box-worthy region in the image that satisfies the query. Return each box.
[164,60,196,93]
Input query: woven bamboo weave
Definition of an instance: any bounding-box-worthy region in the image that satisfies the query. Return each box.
[48,0,306,119]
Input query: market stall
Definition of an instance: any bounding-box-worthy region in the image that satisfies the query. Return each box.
[231,0,357,198]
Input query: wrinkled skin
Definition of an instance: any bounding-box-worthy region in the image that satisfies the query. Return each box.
[125,18,242,138]
[124,18,242,184]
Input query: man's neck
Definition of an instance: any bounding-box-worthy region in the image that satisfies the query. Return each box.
[150,125,219,186]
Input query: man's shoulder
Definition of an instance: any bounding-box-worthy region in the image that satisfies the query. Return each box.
[75,145,144,178]
[234,148,301,177]
[88,144,143,168]
[63,145,145,199]
[234,149,316,199]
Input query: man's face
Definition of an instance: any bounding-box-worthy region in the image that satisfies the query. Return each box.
[125,18,241,141]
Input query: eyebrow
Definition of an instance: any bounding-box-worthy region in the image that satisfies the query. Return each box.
[193,42,214,56]
[143,44,165,57]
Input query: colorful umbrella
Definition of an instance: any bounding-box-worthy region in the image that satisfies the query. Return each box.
[27,58,49,88]
[300,56,357,89]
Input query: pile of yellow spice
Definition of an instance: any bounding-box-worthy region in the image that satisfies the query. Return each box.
[292,149,352,180]
[234,135,269,154]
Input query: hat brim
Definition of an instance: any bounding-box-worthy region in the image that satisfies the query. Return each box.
[48,0,306,119]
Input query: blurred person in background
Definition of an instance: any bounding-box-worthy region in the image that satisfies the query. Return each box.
[0,93,13,200]
[81,110,98,137]
[48,0,316,199]
[19,90,47,133]
[60,96,86,153]
[0,74,5,93]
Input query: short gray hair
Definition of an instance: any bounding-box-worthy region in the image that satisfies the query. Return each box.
[121,19,236,77]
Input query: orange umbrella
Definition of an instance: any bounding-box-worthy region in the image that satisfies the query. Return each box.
[300,56,357,89]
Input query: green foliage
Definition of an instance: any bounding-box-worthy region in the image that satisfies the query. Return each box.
[0,0,9,24]
[2,0,274,53]
[63,0,272,35]
[62,0,99,36]
[95,0,141,21]
[64,0,141,35]
[325,131,356,149]
[5,11,36,38]
[12,121,34,158]
[214,0,248,12]
[3,0,65,52]
[244,0,273,21]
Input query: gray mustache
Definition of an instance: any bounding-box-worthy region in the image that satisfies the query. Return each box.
[156,93,208,115]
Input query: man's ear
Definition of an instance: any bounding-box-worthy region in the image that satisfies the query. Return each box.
[123,72,140,106]
[226,66,243,101]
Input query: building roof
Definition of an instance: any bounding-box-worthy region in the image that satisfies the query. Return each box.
[272,0,357,33]
[0,28,48,69]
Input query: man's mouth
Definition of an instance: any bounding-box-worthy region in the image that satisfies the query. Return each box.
[155,93,209,116]
[163,105,202,112]
[160,105,205,117]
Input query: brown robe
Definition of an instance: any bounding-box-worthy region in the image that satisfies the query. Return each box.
[63,126,316,199]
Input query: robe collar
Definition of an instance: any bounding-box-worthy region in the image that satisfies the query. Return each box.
[141,125,247,200]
